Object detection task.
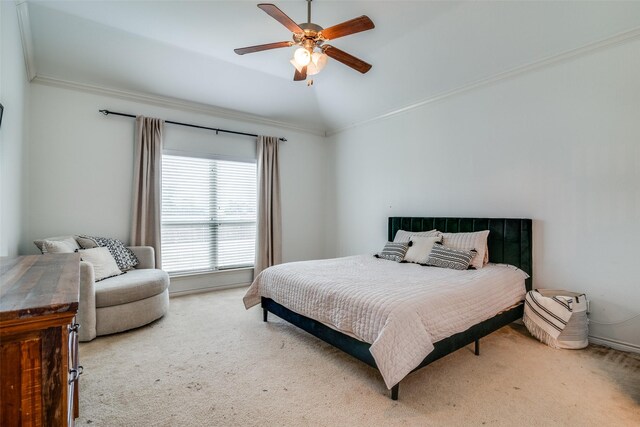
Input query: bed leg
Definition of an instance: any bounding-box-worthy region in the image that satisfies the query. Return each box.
[475,338,480,356]
[263,308,268,322]
[391,384,399,400]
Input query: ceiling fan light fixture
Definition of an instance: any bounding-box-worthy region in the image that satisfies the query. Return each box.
[307,62,319,76]
[235,2,374,81]
[307,52,327,76]
[293,47,311,66]
[311,52,328,71]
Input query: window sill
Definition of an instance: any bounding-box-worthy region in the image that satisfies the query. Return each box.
[168,266,254,279]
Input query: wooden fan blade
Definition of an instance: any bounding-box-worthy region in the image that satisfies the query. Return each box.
[258,3,303,34]
[323,45,372,74]
[320,15,374,41]
[234,41,293,55]
[294,66,307,81]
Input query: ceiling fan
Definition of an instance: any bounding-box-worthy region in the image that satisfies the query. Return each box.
[234,0,374,82]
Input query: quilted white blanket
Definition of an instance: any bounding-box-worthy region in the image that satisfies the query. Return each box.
[243,255,528,389]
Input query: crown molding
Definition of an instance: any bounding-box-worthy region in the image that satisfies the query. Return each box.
[19,0,640,139]
[15,0,36,81]
[31,75,326,136]
[327,26,640,136]
[15,0,322,135]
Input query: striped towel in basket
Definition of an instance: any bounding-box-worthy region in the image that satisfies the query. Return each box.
[523,289,587,348]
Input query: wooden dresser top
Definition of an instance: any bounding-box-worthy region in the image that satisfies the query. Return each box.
[0,254,80,323]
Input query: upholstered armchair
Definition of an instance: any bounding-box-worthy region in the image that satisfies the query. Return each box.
[34,235,170,342]
[77,246,169,342]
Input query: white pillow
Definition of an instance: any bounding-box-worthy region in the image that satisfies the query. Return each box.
[404,236,442,264]
[393,229,441,243]
[441,230,490,269]
[42,240,76,254]
[79,247,123,282]
[34,236,80,253]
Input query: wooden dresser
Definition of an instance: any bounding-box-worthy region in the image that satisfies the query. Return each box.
[0,254,81,426]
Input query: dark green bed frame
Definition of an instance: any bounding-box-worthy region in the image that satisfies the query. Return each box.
[261,217,533,400]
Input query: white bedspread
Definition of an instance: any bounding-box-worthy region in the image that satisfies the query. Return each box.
[243,255,528,388]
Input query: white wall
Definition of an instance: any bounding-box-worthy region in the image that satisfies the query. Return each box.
[24,83,329,293]
[0,1,29,257]
[327,39,640,350]
[14,4,639,350]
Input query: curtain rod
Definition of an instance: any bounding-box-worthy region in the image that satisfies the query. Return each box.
[98,110,287,142]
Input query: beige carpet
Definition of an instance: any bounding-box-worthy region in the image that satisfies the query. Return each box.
[77,287,640,426]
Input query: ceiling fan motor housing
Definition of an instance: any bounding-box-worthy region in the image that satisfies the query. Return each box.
[294,22,325,49]
[299,22,323,33]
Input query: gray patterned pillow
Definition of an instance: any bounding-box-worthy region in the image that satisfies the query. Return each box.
[375,242,410,262]
[425,244,477,270]
[78,235,139,271]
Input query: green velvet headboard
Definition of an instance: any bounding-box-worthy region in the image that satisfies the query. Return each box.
[388,217,533,291]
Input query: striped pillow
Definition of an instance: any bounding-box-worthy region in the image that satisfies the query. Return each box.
[375,242,410,262]
[441,230,489,269]
[393,229,441,243]
[425,244,477,270]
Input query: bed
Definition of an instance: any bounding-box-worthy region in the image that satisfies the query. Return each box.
[244,217,533,400]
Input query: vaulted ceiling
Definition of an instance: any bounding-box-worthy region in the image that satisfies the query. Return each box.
[24,1,640,134]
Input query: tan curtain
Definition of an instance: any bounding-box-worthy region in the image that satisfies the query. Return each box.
[131,116,164,268]
[255,136,282,275]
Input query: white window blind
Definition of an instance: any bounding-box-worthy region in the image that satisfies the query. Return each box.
[161,154,257,275]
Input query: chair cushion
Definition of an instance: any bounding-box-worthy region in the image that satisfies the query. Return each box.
[95,269,169,308]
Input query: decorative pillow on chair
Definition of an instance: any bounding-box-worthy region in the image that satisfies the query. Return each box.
[404,236,442,264]
[426,244,477,270]
[393,229,441,243]
[375,242,410,262]
[78,247,124,281]
[42,240,76,254]
[75,236,99,249]
[441,230,490,269]
[78,236,139,271]
[34,236,80,254]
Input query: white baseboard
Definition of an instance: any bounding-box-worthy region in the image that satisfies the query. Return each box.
[589,335,640,354]
[169,282,249,298]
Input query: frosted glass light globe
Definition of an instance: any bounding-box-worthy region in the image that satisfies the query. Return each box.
[311,52,328,71]
[293,48,311,66]
[307,62,319,76]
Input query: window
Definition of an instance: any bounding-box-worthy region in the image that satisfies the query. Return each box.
[161,154,257,275]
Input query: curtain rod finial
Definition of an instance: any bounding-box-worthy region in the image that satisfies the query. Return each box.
[99,109,108,115]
